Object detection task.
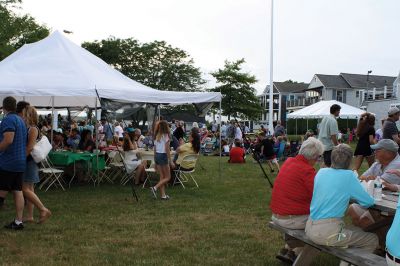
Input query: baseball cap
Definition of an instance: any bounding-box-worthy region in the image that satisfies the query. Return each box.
[388,107,400,116]
[370,139,399,153]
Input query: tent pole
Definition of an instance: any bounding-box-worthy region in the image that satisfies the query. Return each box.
[95,94,99,186]
[307,119,308,131]
[51,96,54,148]
[219,99,222,179]
[295,119,297,136]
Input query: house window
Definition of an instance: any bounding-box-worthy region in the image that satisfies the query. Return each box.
[356,91,360,98]
[336,90,343,102]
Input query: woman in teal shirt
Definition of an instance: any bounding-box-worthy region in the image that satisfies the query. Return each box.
[382,169,400,265]
[305,144,378,252]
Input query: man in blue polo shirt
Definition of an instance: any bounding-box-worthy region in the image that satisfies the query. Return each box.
[0,96,27,230]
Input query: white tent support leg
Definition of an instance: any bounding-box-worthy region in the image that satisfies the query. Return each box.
[219,100,222,179]
[95,96,99,185]
[51,96,54,148]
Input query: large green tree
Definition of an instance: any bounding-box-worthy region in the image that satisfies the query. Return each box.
[211,59,262,120]
[0,0,49,61]
[82,37,204,92]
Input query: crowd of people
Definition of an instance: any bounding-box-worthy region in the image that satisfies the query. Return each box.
[270,103,400,265]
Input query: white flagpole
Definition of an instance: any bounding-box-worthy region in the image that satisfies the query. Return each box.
[268,0,274,135]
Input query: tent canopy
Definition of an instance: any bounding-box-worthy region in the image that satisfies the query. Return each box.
[287,100,366,119]
[0,31,221,108]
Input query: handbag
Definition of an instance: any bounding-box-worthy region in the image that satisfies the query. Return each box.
[31,136,52,163]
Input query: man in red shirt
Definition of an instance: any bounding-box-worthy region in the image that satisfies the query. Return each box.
[228,139,245,163]
[270,137,324,263]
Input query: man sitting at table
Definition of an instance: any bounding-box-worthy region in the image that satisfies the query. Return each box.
[66,128,81,150]
[134,129,145,148]
[349,139,400,252]
[270,137,324,263]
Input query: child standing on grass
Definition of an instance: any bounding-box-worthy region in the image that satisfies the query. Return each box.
[150,120,173,200]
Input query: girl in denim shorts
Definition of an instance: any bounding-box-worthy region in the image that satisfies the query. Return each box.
[150,120,173,200]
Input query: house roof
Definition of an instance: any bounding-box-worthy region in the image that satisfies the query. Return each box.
[260,82,309,95]
[340,73,396,88]
[314,74,350,89]
[274,82,309,93]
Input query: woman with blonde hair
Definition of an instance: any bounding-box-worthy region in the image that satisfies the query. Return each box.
[150,120,173,200]
[22,106,51,223]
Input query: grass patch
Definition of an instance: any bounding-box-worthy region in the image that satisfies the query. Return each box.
[0,153,369,265]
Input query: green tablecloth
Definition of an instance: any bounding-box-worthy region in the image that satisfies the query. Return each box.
[48,151,105,172]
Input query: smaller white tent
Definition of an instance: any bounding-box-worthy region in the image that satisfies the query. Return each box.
[287,100,366,119]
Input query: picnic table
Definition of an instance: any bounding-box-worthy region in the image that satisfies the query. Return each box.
[48,150,106,186]
[372,190,398,213]
[269,190,398,265]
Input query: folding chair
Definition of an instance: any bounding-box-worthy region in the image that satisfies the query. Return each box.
[173,154,199,188]
[39,157,65,191]
[104,150,125,183]
[142,158,157,188]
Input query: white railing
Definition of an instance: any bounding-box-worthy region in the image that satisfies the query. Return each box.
[364,86,395,101]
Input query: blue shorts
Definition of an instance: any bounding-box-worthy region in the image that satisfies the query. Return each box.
[23,159,40,184]
[155,153,168,166]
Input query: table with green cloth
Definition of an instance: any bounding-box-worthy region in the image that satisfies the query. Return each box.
[48,151,106,186]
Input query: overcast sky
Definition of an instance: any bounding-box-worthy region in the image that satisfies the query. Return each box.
[21,0,400,94]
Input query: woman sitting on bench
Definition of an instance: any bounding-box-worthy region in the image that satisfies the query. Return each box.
[305,144,378,252]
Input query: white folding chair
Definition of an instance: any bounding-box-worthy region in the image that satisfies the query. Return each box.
[39,157,65,191]
[104,150,125,183]
[173,154,199,188]
[141,154,157,188]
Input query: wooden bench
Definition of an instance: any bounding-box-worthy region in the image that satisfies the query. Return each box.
[269,221,386,266]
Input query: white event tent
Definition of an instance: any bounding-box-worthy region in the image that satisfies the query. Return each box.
[287,100,366,119]
[0,31,221,108]
[287,100,367,135]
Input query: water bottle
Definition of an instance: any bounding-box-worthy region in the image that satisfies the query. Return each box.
[374,176,383,201]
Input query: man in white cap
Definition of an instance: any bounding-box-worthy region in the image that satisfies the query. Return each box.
[348,139,400,252]
[383,107,400,152]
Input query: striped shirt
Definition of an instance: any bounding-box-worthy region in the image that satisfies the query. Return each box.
[270,155,316,215]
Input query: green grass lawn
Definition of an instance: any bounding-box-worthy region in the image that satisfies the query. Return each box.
[0,153,370,265]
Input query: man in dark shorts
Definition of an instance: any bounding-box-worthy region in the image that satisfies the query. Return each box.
[0,96,27,230]
[383,107,400,153]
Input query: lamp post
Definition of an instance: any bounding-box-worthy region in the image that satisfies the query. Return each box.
[366,70,372,98]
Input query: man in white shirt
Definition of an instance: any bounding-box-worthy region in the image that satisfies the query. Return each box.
[234,123,242,141]
[221,122,227,139]
[114,122,124,139]
[134,128,145,148]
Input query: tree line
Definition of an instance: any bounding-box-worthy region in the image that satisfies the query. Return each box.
[1,0,262,121]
